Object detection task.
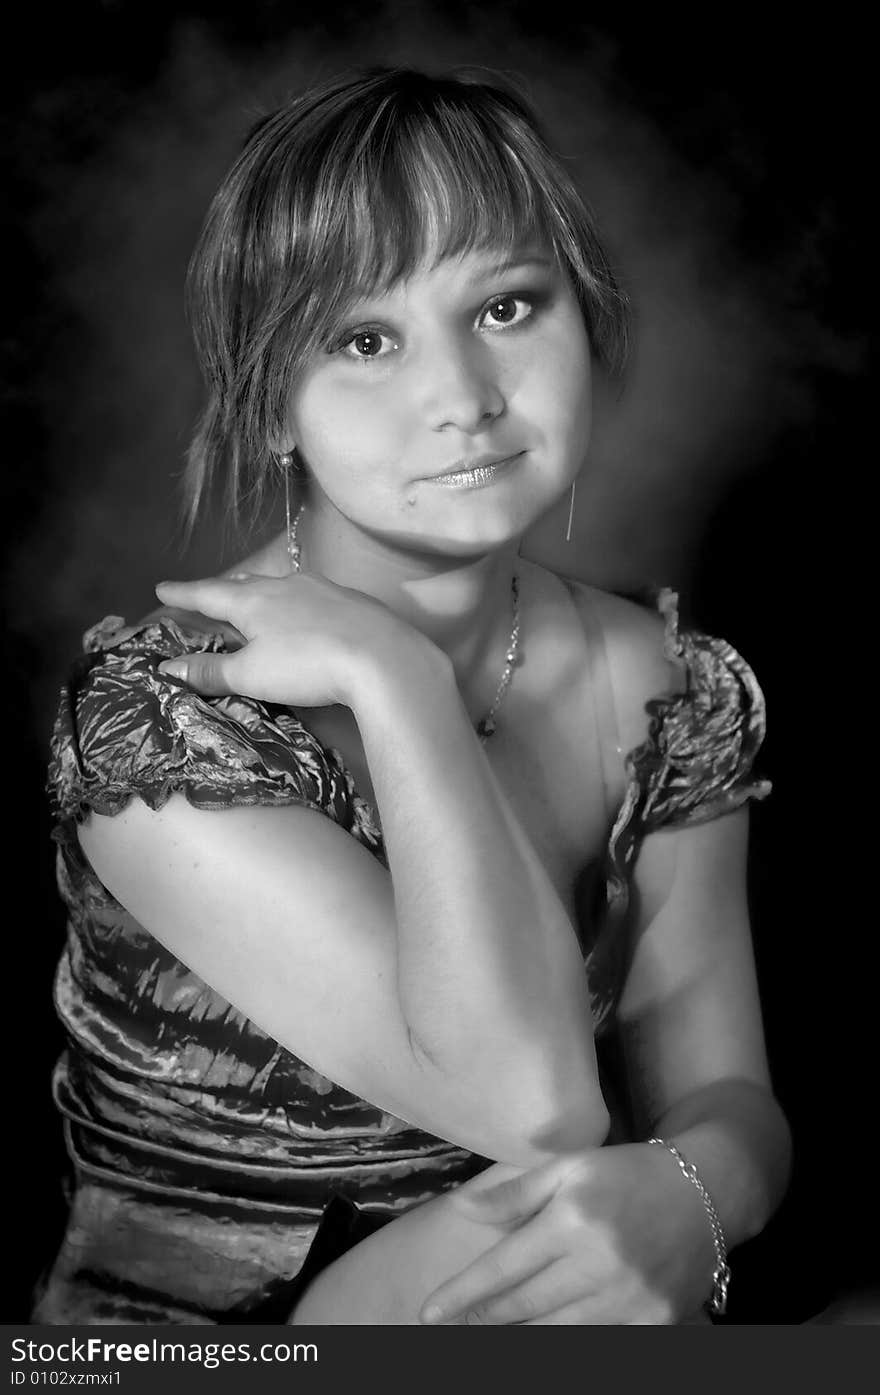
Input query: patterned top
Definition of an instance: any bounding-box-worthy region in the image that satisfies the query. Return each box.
[37,589,770,1325]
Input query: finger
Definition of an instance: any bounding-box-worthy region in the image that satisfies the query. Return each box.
[157,649,244,697]
[460,1261,594,1326]
[451,1155,567,1225]
[419,1225,555,1325]
[522,1298,599,1325]
[154,577,250,622]
[521,1284,647,1325]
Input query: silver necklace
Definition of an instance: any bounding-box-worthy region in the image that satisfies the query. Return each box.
[287,504,521,744]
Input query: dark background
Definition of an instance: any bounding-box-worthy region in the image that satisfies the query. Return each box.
[2,2,868,1322]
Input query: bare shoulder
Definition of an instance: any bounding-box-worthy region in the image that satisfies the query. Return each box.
[523,560,685,756]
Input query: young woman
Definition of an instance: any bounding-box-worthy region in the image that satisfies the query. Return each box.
[38,66,790,1325]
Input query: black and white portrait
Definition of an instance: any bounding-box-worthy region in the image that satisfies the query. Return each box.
[2,2,869,1335]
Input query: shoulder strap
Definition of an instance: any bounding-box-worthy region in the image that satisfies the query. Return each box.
[572,585,624,824]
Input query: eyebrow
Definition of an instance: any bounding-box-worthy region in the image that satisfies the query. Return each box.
[464,252,555,280]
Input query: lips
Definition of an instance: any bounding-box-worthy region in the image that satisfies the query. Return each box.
[426,451,523,481]
[425,452,524,490]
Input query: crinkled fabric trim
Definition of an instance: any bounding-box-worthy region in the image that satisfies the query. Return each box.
[47,614,383,856]
[604,588,771,925]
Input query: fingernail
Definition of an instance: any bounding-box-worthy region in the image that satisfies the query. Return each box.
[420,1304,442,1324]
[158,660,187,680]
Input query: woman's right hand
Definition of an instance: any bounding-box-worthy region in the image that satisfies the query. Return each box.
[153,571,428,708]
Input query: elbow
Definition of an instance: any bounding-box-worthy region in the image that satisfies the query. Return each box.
[486,1094,610,1169]
[407,1026,610,1164]
[528,1036,610,1153]
[530,1085,611,1155]
[486,1070,611,1167]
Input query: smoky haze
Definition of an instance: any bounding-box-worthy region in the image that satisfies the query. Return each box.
[2,3,867,1326]
[8,9,858,738]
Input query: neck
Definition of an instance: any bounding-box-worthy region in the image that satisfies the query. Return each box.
[286,498,521,693]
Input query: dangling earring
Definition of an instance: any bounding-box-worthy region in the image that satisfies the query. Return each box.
[279,451,302,572]
[565,478,577,543]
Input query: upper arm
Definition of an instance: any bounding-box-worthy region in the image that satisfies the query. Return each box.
[616,807,772,1131]
[56,621,590,1169]
[563,583,772,1127]
[77,793,579,1169]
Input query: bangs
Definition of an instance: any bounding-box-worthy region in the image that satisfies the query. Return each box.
[320,104,552,305]
[265,78,622,363]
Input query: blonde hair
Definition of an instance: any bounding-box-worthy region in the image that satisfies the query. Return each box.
[184,66,629,541]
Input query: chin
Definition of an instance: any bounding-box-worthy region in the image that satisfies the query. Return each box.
[429,512,535,559]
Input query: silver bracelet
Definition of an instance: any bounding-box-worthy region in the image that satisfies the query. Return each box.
[648,1136,731,1317]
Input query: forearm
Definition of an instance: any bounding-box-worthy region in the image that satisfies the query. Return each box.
[289,1186,508,1325]
[350,637,606,1144]
[648,1078,792,1251]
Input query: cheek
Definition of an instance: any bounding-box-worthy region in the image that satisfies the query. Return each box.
[518,321,592,442]
[289,376,394,474]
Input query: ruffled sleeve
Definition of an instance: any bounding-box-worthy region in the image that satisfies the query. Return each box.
[586,589,772,1035]
[629,588,771,831]
[48,613,380,849]
[604,588,771,901]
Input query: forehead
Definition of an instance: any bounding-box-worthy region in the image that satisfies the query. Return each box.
[347,242,559,305]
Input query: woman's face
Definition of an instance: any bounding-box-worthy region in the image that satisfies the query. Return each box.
[285,242,592,558]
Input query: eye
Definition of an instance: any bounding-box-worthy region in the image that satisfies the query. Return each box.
[479,294,533,331]
[339,328,398,362]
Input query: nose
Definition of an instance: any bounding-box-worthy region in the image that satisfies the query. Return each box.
[421,334,505,434]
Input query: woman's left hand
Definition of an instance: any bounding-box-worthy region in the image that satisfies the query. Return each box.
[419,1143,717,1325]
